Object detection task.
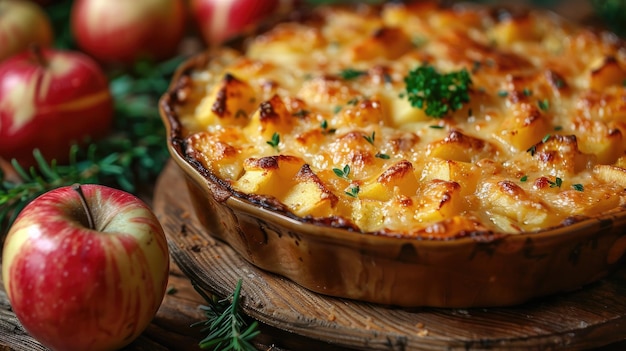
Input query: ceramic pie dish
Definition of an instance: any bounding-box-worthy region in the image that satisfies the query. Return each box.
[159,1,626,307]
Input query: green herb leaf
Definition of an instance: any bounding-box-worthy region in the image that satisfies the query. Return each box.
[538,99,550,111]
[363,131,375,145]
[548,177,563,188]
[345,185,360,198]
[520,175,528,182]
[266,132,280,152]
[333,165,351,180]
[403,64,472,118]
[572,183,584,192]
[192,279,260,351]
[339,68,367,80]
[375,153,390,159]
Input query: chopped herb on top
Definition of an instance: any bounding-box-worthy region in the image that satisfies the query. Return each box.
[333,164,351,180]
[363,131,375,145]
[321,120,336,135]
[497,90,509,97]
[523,88,532,97]
[538,99,550,111]
[520,175,528,182]
[266,132,280,152]
[375,152,390,159]
[403,64,473,118]
[345,185,360,198]
[292,109,310,118]
[548,177,563,188]
[572,183,584,192]
[339,68,367,80]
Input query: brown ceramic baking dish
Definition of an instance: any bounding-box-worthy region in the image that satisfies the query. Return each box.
[159,3,626,308]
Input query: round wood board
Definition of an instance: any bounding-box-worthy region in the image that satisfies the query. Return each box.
[153,160,626,351]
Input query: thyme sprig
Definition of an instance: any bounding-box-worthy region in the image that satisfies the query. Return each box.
[192,279,260,351]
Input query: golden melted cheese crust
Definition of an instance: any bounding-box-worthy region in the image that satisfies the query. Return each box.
[174,1,626,237]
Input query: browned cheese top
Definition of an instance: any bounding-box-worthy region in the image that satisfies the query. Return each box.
[174,1,626,237]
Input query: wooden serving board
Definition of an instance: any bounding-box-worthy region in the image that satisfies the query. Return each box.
[154,161,626,351]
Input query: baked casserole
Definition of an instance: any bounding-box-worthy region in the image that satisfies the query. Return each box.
[160,1,626,307]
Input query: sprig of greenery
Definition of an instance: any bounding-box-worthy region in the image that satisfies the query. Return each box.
[192,279,260,351]
[404,65,472,118]
[333,164,351,180]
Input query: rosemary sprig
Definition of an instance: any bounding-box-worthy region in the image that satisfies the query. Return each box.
[192,279,260,351]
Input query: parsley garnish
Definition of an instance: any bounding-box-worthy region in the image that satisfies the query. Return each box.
[266,132,280,152]
[497,90,509,97]
[523,88,532,97]
[347,97,359,106]
[520,175,528,182]
[333,106,342,114]
[542,134,551,143]
[429,125,444,129]
[333,164,351,180]
[339,68,367,80]
[403,65,473,118]
[554,126,563,131]
[572,183,584,192]
[527,145,537,156]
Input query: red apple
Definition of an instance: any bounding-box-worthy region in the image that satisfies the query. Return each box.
[190,0,289,46]
[0,46,114,168]
[0,0,54,62]
[70,0,186,65]
[2,184,170,351]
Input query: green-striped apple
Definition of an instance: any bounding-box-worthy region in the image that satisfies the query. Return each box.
[2,184,170,351]
[70,0,186,65]
[0,46,113,168]
[0,0,53,62]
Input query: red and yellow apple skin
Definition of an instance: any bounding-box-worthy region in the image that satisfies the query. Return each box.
[0,0,54,62]
[2,184,170,351]
[0,48,113,168]
[70,0,186,65]
[190,0,283,45]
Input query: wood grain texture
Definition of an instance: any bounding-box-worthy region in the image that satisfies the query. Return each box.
[155,160,626,351]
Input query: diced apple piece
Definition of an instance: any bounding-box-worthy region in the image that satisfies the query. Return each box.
[413,179,463,222]
[421,158,479,196]
[195,73,257,128]
[282,164,339,217]
[497,103,550,152]
[233,155,304,198]
[589,56,626,91]
[427,130,494,162]
[360,160,418,201]
[347,27,413,61]
[477,179,550,232]
[594,164,626,188]
[244,94,295,141]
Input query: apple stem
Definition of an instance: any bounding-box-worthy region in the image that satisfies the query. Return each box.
[72,183,95,230]
[29,44,48,67]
